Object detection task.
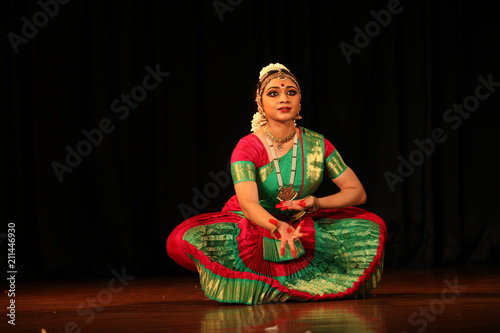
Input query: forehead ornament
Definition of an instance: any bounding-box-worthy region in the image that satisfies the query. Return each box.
[256,63,301,101]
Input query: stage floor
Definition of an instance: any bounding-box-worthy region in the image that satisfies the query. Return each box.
[5,265,500,332]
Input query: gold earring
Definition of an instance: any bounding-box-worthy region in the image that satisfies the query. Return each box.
[294,106,302,120]
[258,106,265,116]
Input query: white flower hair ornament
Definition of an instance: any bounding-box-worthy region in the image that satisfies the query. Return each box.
[259,63,291,80]
[251,111,268,133]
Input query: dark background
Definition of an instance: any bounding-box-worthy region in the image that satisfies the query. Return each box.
[2,0,499,280]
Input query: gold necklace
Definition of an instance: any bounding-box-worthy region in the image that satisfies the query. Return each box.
[264,126,296,151]
[265,132,298,201]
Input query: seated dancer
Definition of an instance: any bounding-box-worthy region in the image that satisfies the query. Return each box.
[167,63,387,304]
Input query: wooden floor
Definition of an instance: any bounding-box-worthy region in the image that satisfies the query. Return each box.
[4,264,500,332]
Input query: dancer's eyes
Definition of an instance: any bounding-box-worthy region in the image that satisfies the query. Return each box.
[266,89,297,97]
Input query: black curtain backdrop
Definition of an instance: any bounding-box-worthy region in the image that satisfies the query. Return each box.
[2,0,499,280]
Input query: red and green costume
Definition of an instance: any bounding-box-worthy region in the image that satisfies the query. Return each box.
[167,127,386,304]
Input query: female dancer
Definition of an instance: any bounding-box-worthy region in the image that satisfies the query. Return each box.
[167,63,386,304]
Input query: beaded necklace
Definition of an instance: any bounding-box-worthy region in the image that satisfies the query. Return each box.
[265,131,298,201]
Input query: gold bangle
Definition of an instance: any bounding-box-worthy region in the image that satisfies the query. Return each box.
[307,195,319,214]
[270,226,278,239]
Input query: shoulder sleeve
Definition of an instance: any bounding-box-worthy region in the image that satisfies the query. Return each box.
[324,138,348,179]
[230,135,266,184]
